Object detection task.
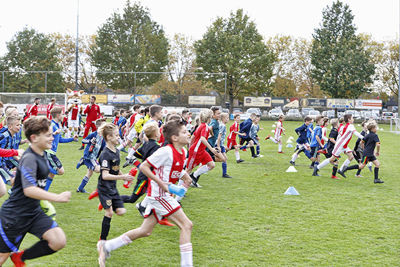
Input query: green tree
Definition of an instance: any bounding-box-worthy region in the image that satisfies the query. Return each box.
[311,1,375,98]
[90,1,168,93]
[2,27,64,92]
[194,9,275,109]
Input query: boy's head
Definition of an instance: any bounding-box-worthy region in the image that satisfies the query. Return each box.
[234,114,240,121]
[163,120,189,145]
[278,115,284,120]
[220,113,229,124]
[339,117,344,124]
[6,115,22,134]
[361,120,368,129]
[149,105,163,120]
[165,114,182,123]
[5,107,19,118]
[181,109,189,120]
[367,122,377,133]
[24,116,53,150]
[95,118,107,128]
[133,104,141,112]
[200,109,213,123]
[330,119,338,128]
[50,98,56,104]
[143,121,160,141]
[144,106,150,115]
[254,115,261,123]
[98,123,119,145]
[210,106,221,120]
[34,98,40,105]
[50,107,63,120]
[315,115,323,125]
[343,114,353,123]
[322,117,329,127]
[304,116,312,125]
[120,109,127,117]
[250,113,257,120]
[0,101,3,116]
[114,110,120,117]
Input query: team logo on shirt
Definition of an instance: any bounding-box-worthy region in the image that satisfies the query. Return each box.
[112,166,120,171]
[171,171,181,179]
[102,160,108,167]
[106,200,112,206]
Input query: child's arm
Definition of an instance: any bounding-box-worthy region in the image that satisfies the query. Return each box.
[316,135,323,148]
[216,132,222,149]
[24,187,71,203]
[101,169,134,181]
[200,136,217,154]
[375,142,380,156]
[140,161,169,192]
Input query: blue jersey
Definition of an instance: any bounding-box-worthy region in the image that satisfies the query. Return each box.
[51,120,74,153]
[219,123,227,147]
[239,118,252,138]
[0,129,17,168]
[208,119,219,147]
[307,124,314,143]
[249,123,260,140]
[12,128,23,149]
[118,116,127,136]
[295,124,309,144]
[310,125,322,148]
[82,131,105,160]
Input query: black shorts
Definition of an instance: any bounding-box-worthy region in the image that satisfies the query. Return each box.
[206,148,216,162]
[310,147,319,158]
[136,137,142,144]
[361,155,377,164]
[46,152,63,171]
[98,191,124,211]
[0,211,58,253]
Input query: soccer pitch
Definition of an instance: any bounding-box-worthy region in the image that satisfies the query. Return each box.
[3,120,399,266]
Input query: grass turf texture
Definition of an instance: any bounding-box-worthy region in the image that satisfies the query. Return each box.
[2,121,399,266]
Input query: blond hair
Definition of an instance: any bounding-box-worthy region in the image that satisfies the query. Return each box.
[98,122,117,141]
[143,121,159,139]
[200,109,213,123]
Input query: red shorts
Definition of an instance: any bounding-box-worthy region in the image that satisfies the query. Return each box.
[226,139,237,150]
[187,149,213,170]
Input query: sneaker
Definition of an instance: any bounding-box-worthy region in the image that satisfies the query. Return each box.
[374,179,384,184]
[242,148,247,152]
[98,203,103,211]
[10,250,25,267]
[317,149,327,154]
[355,174,363,178]
[136,202,146,217]
[236,159,244,163]
[159,218,176,227]
[309,165,314,169]
[289,161,295,166]
[78,146,84,150]
[222,174,232,178]
[331,175,340,179]
[88,190,99,200]
[76,188,88,193]
[278,151,284,154]
[312,166,320,176]
[190,173,199,188]
[258,155,264,158]
[252,155,259,158]
[97,240,110,267]
[265,135,271,140]
[337,169,347,178]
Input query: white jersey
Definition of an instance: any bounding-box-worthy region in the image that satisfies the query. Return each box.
[146,144,187,198]
[333,123,363,154]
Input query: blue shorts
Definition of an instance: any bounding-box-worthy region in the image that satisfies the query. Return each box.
[76,157,98,171]
[220,146,226,153]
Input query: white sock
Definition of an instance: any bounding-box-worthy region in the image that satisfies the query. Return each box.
[65,130,71,138]
[291,153,298,162]
[234,151,240,161]
[270,137,278,144]
[340,159,351,171]
[127,148,136,159]
[180,243,193,267]
[193,165,209,178]
[368,162,372,167]
[278,143,282,152]
[104,234,132,252]
[317,159,330,170]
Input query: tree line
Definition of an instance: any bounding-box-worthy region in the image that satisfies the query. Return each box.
[0,1,397,107]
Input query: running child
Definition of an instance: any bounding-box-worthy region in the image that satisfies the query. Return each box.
[97,119,193,267]
[218,113,232,178]
[290,117,313,166]
[241,115,261,158]
[309,117,327,171]
[265,115,285,153]
[97,123,134,241]
[226,114,244,163]
[0,116,71,266]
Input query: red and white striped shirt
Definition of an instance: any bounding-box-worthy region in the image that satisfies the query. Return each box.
[228,121,239,140]
[275,120,284,136]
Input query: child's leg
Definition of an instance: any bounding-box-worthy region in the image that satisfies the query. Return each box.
[373,160,380,180]
[169,209,193,267]
[234,146,241,161]
[100,208,113,240]
[278,139,282,152]
[77,169,93,192]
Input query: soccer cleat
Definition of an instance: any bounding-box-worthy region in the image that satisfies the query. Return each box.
[222,174,232,178]
[265,135,271,140]
[374,179,384,184]
[258,155,264,158]
[88,190,99,200]
[10,251,25,267]
[136,202,146,217]
[122,159,132,168]
[252,155,259,158]
[98,203,103,211]
[76,188,88,193]
[236,159,244,163]
[337,169,347,178]
[317,149,327,154]
[289,161,295,166]
[331,175,340,179]
[78,146,84,150]
[312,166,320,176]
[355,174,363,178]
[158,218,176,227]
[190,173,199,188]
[97,240,110,267]
[242,148,247,152]
[278,151,284,154]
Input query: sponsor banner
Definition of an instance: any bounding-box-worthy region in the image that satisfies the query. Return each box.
[355,99,382,110]
[188,96,216,105]
[26,104,65,115]
[244,97,271,107]
[81,94,108,104]
[135,95,161,105]
[327,99,354,109]
[284,99,299,109]
[300,98,327,108]
[271,98,286,107]
[108,94,135,104]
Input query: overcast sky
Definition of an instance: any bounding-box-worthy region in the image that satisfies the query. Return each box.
[0,0,398,56]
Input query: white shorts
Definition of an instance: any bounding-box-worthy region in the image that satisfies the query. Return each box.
[274,134,282,142]
[68,119,79,128]
[332,146,352,157]
[143,195,181,221]
[126,127,137,142]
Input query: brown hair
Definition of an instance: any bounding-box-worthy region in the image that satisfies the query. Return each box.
[133,104,141,111]
[367,122,377,131]
[95,118,107,128]
[165,114,181,123]
[50,107,63,118]
[163,120,185,144]
[24,116,51,142]
[343,114,352,123]
[98,123,117,141]
[0,101,3,108]
[91,95,96,101]
[234,114,240,119]
[149,105,162,117]
[304,116,312,122]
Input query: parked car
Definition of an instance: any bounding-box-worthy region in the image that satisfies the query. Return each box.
[246,108,262,116]
[382,111,394,121]
[361,110,380,120]
[301,108,315,117]
[308,110,321,120]
[268,108,284,119]
[232,108,243,115]
[286,109,302,119]
[345,110,361,120]
[189,108,202,118]
[322,110,335,119]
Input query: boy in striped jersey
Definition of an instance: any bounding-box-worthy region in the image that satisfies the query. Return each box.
[265,115,285,153]
[226,114,244,163]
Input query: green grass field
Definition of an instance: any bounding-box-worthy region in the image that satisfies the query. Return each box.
[2,120,400,266]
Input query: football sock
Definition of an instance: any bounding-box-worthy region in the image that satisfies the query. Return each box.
[278,143,282,152]
[256,145,260,155]
[180,243,193,267]
[44,178,53,191]
[21,240,56,261]
[121,194,140,203]
[356,168,362,176]
[346,164,359,171]
[311,161,315,167]
[332,165,338,176]
[304,149,312,159]
[104,234,132,252]
[127,148,136,159]
[78,176,89,191]
[374,167,379,180]
[234,151,240,161]
[317,159,330,170]
[250,147,255,157]
[291,153,298,162]
[270,137,278,144]
[340,159,351,171]
[193,165,209,178]
[222,162,227,175]
[100,216,112,240]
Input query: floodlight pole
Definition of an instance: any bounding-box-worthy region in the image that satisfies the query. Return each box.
[75,0,80,90]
